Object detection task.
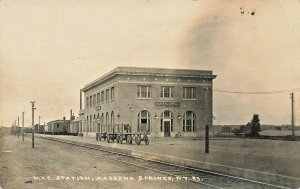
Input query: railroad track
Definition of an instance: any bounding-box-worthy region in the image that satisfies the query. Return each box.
[40,136,291,189]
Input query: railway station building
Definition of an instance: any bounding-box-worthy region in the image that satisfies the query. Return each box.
[79,67,216,138]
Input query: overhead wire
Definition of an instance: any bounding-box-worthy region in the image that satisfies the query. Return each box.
[213,88,300,94]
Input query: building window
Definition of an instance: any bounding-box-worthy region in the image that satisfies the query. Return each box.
[101,91,104,102]
[160,86,174,98]
[90,96,92,107]
[86,97,89,107]
[137,85,152,98]
[106,112,109,132]
[111,111,114,130]
[111,87,114,100]
[101,113,104,132]
[86,116,89,132]
[90,115,92,132]
[93,94,96,105]
[137,110,151,132]
[183,87,196,99]
[183,111,195,132]
[97,93,100,104]
[105,89,109,102]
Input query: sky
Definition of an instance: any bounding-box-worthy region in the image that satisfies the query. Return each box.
[0,0,299,127]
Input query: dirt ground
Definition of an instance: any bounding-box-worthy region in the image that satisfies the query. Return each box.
[0,133,206,189]
[43,134,300,178]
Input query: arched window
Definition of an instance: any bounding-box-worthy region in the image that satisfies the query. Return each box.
[97,113,100,133]
[93,114,96,132]
[160,111,173,132]
[183,111,195,132]
[86,116,89,132]
[106,112,109,132]
[137,110,151,132]
[101,113,104,132]
[111,111,114,132]
[89,115,92,132]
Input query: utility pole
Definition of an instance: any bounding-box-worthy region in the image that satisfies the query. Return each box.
[204,87,209,154]
[38,116,41,134]
[290,93,295,137]
[17,116,20,138]
[22,112,25,142]
[31,101,36,148]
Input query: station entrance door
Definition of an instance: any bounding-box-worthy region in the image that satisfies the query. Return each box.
[163,120,171,137]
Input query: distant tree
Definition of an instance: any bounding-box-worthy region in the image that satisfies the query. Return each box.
[245,114,261,137]
[233,125,245,136]
[275,126,282,131]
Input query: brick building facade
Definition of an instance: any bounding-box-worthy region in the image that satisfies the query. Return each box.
[79,67,216,138]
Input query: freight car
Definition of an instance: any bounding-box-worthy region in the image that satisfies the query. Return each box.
[47,119,69,135]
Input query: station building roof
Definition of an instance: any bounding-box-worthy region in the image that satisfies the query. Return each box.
[81,66,216,92]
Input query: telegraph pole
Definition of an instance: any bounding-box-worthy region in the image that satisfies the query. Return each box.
[31,101,36,148]
[204,87,209,154]
[38,116,41,134]
[17,116,20,138]
[290,93,295,137]
[22,112,25,142]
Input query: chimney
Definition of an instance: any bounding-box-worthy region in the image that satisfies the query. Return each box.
[63,117,66,120]
[70,110,72,120]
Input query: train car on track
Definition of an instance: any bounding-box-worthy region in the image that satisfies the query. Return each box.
[47,118,69,135]
[34,124,45,134]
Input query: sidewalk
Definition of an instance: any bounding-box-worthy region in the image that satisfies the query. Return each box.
[36,134,300,187]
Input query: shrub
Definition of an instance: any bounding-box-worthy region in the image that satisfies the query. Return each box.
[245,114,261,137]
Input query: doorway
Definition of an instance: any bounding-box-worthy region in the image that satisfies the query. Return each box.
[164,120,171,137]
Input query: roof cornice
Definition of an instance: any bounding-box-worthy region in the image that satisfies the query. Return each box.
[81,67,217,92]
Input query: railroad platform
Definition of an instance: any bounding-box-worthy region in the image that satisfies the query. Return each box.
[35,133,300,188]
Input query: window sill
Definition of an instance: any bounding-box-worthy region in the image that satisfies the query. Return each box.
[159,98,176,101]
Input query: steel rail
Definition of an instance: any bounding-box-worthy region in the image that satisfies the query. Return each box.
[40,136,290,189]
[44,138,223,189]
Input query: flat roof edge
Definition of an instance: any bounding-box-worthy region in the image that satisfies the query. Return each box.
[81,67,216,92]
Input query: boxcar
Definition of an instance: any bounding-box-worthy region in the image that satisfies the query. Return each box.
[47,120,69,135]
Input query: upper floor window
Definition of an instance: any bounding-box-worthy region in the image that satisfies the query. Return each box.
[93,94,96,105]
[97,93,100,104]
[111,87,114,100]
[86,97,89,107]
[89,96,92,106]
[105,89,109,102]
[137,85,152,98]
[183,87,196,99]
[101,91,104,102]
[160,86,174,98]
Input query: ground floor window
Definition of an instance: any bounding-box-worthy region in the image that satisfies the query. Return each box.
[183,111,195,132]
[137,110,151,132]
